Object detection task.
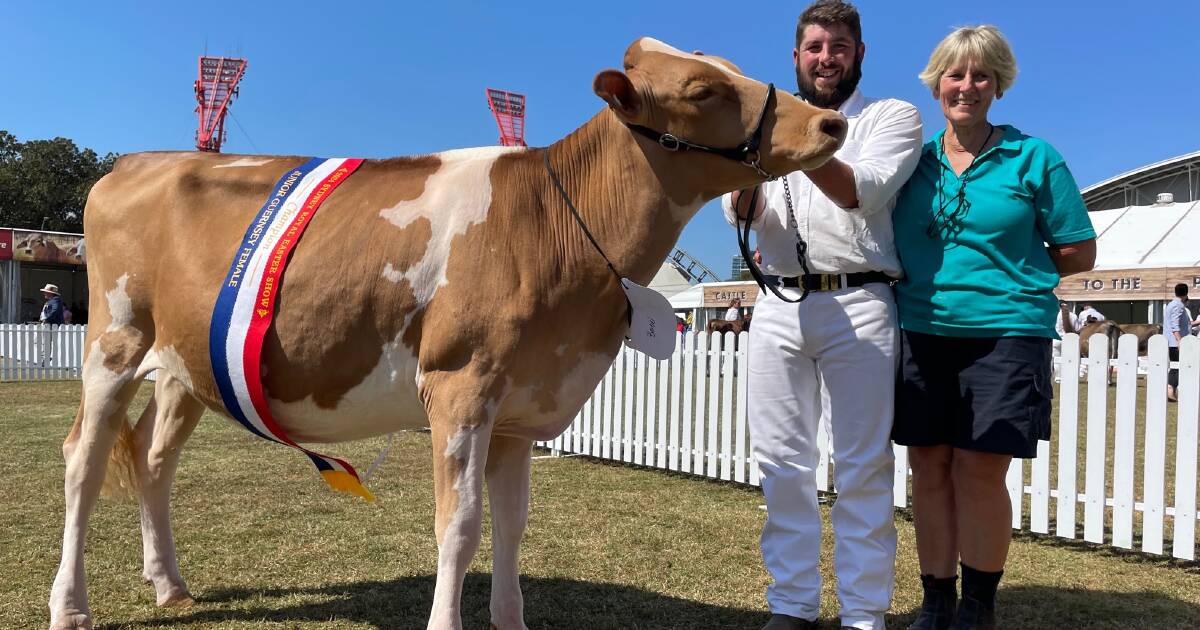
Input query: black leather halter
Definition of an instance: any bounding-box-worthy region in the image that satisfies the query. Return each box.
[624,83,777,180]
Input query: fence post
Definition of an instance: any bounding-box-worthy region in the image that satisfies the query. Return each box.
[1173,336,1199,560]
[1083,334,1110,544]
[1143,335,1169,554]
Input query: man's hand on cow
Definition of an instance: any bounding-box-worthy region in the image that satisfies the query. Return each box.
[731,186,766,220]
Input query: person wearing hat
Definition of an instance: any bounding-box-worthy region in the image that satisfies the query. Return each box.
[39,284,66,325]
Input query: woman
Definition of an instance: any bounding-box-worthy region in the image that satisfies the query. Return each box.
[724,298,742,322]
[891,26,1096,630]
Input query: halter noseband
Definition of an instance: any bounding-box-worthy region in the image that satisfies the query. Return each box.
[624,83,777,180]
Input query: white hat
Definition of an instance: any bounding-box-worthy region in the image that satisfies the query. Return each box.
[40,283,60,295]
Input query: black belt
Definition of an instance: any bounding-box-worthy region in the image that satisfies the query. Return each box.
[780,271,895,292]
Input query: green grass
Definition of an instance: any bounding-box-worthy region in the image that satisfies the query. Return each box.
[3,380,1200,629]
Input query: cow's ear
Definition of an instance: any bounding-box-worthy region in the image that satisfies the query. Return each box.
[593,69,642,122]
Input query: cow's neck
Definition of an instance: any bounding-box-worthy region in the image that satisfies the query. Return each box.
[545,110,704,286]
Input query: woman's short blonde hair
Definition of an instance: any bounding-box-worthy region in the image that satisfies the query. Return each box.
[918,25,1018,95]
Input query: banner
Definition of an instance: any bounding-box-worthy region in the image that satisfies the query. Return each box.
[1055,266,1200,302]
[11,230,85,265]
[0,229,11,261]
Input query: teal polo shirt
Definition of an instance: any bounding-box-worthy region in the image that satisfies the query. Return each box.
[893,125,1096,338]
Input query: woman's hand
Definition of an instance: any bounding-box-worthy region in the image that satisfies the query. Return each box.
[1047,238,1096,276]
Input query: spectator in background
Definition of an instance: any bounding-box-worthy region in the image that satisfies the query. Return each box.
[39,283,65,325]
[1165,283,1193,402]
[724,298,742,321]
[1075,303,1104,331]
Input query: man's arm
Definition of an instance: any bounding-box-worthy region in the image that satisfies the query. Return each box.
[1047,238,1096,276]
[813,101,923,212]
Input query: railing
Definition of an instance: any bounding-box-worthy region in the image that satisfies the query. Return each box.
[5,323,1197,560]
[538,331,1200,562]
[0,324,87,381]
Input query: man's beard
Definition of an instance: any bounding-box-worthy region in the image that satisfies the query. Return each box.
[796,57,862,109]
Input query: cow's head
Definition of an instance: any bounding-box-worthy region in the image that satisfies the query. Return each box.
[594,38,847,198]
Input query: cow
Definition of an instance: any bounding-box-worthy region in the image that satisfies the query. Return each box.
[1080,319,1122,384]
[1119,322,1162,355]
[48,38,846,630]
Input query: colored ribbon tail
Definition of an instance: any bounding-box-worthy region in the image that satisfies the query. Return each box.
[320,469,376,503]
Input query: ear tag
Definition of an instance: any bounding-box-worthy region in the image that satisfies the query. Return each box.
[620,278,677,360]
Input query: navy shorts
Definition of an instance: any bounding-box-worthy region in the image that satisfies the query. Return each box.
[892,329,1053,458]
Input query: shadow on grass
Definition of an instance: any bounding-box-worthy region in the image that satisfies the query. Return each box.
[994,585,1200,628]
[108,573,769,630]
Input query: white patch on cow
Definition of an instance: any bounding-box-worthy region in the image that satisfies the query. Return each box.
[555,344,568,357]
[105,273,133,332]
[668,194,706,224]
[378,146,522,321]
[636,37,745,76]
[214,157,276,168]
[269,332,427,442]
[154,345,194,392]
[381,262,404,284]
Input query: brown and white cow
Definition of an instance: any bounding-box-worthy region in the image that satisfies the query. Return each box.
[49,38,845,630]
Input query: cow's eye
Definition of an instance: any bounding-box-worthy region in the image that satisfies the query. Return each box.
[686,85,716,101]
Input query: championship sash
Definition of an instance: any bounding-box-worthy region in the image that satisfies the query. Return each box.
[209,157,373,501]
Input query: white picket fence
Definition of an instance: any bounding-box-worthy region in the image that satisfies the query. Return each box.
[0,324,87,381]
[537,331,1200,561]
[5,323,1197,560]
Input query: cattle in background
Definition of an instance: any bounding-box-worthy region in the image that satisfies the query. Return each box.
[48,38,846,630]
[1119,322,1163,355]
[1080,320,1121,383]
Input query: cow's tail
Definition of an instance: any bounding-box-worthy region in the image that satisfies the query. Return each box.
[63,388,139,499]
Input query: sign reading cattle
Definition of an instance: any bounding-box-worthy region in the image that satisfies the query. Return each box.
[48,39,847,630]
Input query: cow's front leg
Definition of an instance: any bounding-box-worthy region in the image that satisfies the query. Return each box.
[428,415,493,630]
[486,435,533,630]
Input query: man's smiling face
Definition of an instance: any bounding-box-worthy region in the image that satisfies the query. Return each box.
[793,22,864,110]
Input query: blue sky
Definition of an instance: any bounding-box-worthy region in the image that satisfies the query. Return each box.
[5,1,1198,278]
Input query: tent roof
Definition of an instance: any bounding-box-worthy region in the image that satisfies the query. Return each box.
[1091,200,1200,270]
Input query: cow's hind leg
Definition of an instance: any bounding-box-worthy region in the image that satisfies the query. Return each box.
[485,435,533,630]
[426,394,495,630]
[134,372,203,607]
[50,325,151,630]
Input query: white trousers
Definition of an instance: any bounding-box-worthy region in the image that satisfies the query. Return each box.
[749,283,898,629]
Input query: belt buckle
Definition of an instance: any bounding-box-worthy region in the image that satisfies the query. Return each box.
[820,274,831,291]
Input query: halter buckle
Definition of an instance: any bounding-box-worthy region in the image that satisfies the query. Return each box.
[658,134,683,151]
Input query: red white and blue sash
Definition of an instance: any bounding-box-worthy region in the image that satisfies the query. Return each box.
[209,157,373,501]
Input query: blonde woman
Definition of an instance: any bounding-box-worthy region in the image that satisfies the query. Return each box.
[891,26,1096,629]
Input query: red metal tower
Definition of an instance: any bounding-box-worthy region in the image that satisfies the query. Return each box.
[195,56,248,152]
[486,88,527,147]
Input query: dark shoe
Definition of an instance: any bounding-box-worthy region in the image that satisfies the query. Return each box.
[948,596,996,630]
[908,584,956,630]
[762,613,819,629]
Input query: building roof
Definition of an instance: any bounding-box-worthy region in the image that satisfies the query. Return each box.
[1090,199,1200,270]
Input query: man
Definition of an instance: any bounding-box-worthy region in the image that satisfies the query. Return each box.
[39,283,65,325]
[1165,284,1193,401]
[1075,303,1104,331]
[723,2,922,628]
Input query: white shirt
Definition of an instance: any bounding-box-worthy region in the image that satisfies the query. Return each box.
[724,307,740,321]
[722,89,922,277]
[1076,306,1104,331]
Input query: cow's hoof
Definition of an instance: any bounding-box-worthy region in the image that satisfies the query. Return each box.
[49,614,93,630]
[157,590,195,608]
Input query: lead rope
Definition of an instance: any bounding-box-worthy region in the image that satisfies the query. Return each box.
[736,175,812,304]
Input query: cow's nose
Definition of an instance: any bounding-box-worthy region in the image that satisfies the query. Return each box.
[817,113,848,144]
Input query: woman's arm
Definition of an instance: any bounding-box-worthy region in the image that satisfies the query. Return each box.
[1047,238,1096,276]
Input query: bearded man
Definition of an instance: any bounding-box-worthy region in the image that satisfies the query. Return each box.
[722,2,923,628]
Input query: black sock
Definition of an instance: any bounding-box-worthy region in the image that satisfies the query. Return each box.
[920,573,958,599]
[960,562,1002,610]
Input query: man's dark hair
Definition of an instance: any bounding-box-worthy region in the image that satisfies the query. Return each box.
[796,0,862,46]
[1175,283,1189,297]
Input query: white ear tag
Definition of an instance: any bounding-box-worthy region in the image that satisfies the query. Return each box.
[620,278,677,360]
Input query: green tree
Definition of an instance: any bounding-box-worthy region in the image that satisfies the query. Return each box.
[0,131,117,232]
